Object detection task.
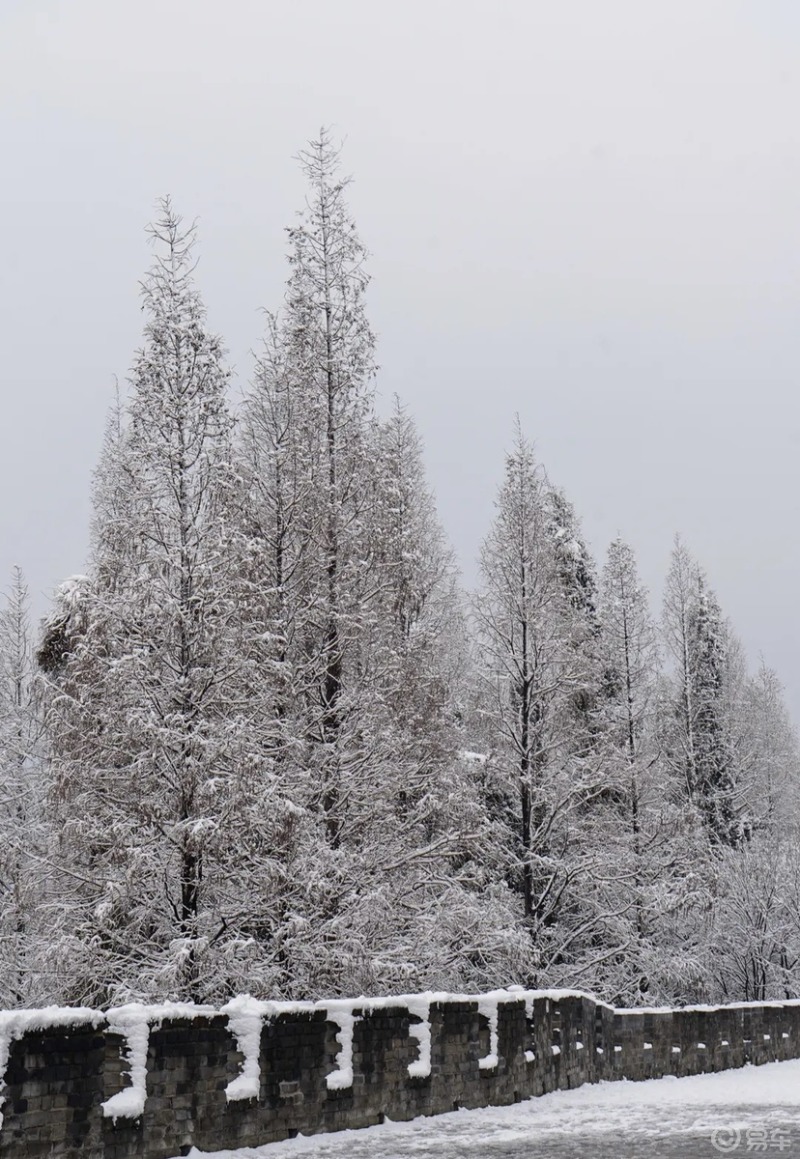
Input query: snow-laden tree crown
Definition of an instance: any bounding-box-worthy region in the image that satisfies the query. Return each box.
[3,133,799,1010]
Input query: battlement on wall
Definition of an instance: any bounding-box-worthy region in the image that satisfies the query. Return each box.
[2,988,800,1159]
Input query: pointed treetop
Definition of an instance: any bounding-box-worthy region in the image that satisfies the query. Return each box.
[295,126,345,195]
[140,196,203,324]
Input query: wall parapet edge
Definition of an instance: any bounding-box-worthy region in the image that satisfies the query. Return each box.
[2,987,799,1158]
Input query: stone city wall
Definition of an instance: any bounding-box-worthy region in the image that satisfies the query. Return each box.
[2,989,799,1158]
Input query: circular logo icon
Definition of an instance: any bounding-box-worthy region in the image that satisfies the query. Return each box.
[710,1127,741,1153]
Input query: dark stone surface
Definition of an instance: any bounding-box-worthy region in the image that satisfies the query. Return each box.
[2,994,800,1157]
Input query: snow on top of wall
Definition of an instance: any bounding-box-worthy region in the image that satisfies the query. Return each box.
[0,1005,103,1034]
[325,1008,358,1091]
[616,999,800,1017]
[476,996,500,1070]
[222,996,266,1102]
[3,984,787,1130]
[0,986,616,1130]
[0,1005,104,1131]
[101,1007,151,1123]
[212,987,611,1098]
[406,996,432,1078]
[101,1003,216,1123]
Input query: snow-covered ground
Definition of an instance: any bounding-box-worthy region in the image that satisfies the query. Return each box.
[181,1060,800,1158]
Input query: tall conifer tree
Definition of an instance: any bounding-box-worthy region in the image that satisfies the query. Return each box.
[42,201,252,1003]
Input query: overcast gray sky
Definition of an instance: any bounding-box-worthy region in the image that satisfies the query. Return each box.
[2,0,800,711]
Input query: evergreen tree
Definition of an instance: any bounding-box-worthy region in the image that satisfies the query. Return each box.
[544,485,602,756]
[282,129,377,845]
[41,200,256,1003]
[691,578,740,844]
[662,539,741,847]
[662,536,701,803]
[236,132,383,993]
[0,569,44,1007]
[471,425,625,987]
[236,138,519,997]
[474,426,556,928]
[547,487,599,625]
[744,661,800,831]
[708,663,800,1002]
[21,136,800,1011]
[369,398,461,791]
[595,538,684,1000]
[600,539,656,761]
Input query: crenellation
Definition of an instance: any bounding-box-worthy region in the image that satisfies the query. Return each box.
[2,991,800,1157]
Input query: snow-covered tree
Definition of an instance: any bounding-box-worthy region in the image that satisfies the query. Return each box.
[473,426,559,927]
[709,839,800,1002]
[707,663,800,1001]
[599,539,657,763]
[280,129,377,845]
[41,200,260,1004]
[742,661,800,832]
[594,538,696,1001]
[471,425,630,987]
[0,569,45,1007]
[691,578,741,844]
[21,137,800,1011]
[368,399,462,791]
[661,538,742,846]
[545,486,602,757]
[235,137,522,997]
[235,133,382,992]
